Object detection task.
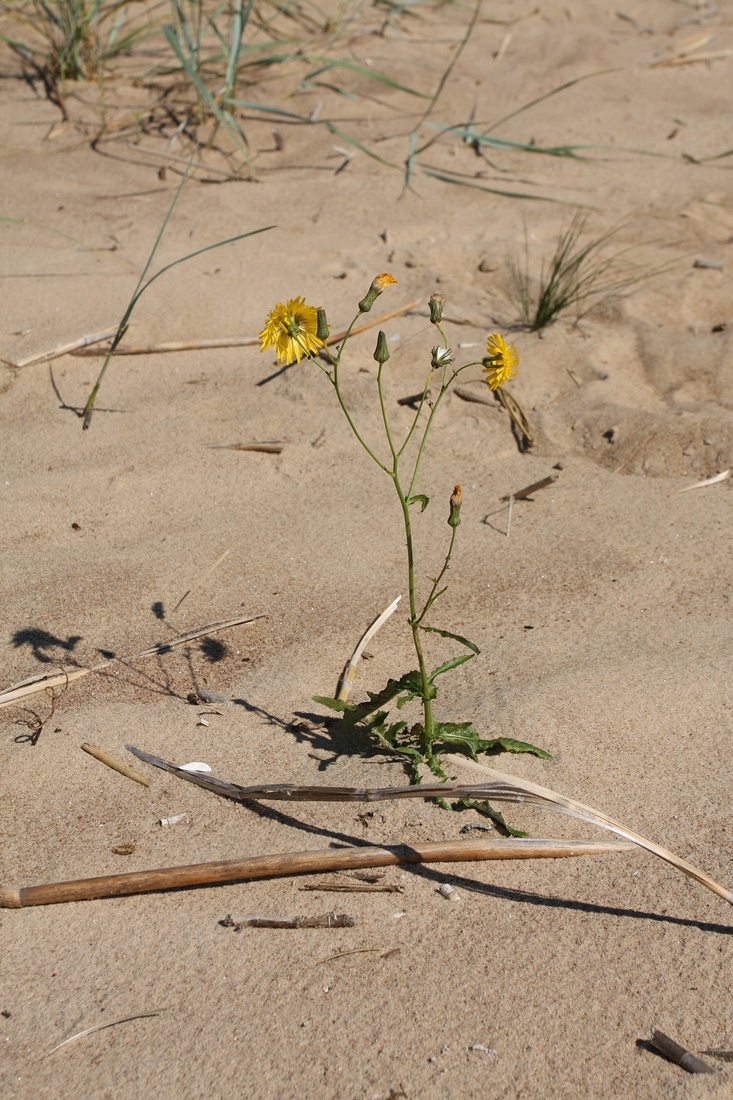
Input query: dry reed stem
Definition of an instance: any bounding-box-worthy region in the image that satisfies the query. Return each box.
[0,837,632,909]
[124,745,733,908]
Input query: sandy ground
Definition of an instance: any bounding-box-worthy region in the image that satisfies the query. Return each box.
[1,1,732,1097]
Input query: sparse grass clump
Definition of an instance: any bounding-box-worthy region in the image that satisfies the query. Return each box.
[511,212,653,331]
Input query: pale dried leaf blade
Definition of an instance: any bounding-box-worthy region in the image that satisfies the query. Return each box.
[135,614,264,655]
[677,469,730,493]
[442,754,733,906]
[43,1011,161,1057]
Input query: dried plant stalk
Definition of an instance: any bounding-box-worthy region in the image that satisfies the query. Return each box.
[124,745,733,907]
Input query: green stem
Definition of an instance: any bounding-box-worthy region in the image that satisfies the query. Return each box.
[393,467,434,751]
[416,522,458,626]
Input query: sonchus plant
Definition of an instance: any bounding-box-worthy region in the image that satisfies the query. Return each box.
[260,278,549,827]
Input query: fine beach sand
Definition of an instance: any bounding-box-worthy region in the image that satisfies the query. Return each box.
[1,2,732,1096]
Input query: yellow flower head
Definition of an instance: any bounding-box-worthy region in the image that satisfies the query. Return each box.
[374,272,397,290]
[483,332,519,390]
[259,297,325,364]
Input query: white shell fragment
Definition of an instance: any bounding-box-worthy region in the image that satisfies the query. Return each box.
[158,813,190,828]
[179,761,212,773]
[438,883,457,900]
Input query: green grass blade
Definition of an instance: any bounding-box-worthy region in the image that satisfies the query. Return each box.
[303,55,431,98]
[326,121,401,169]
[418,166,572,205]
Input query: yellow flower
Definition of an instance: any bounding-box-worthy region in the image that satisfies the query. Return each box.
[259,297,325,363]
[483,332,519,390]
[374,272,397,290]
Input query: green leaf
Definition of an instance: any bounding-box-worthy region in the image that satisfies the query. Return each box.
[408,494,430,512]
[312,695,348,713]
[331,673,421,732]
[452,797,528,838]
[420,625,480,655]
[428,653,475,682]
[433,722,551,761]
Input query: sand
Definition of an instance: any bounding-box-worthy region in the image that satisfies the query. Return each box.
[1,1,732,1096]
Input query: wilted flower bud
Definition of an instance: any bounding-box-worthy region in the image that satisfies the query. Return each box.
[448,484,462,528]
[431,345,454,370]
[428,292,445,325]
[359,272,397,313]
[373,330,390,365]
[316,308,330,342]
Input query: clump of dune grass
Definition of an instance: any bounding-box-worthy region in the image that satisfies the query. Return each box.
[510,212,661,331]
[1,0,150,106]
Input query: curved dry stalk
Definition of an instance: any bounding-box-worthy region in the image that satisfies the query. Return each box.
[125,745,733,908]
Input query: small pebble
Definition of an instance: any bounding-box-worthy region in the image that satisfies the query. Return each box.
[438,883,456,900]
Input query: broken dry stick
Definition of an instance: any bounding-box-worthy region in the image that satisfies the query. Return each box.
[80,744,150,787]
[0,837,630,908]
[500,475,558,502]
[650,1031,714,1074]
[222,911,355,929]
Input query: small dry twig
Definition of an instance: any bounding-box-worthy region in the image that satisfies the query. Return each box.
[222,911,355,929]
[500,475,557,502]
[299,882,404,893]
[80,744,151,787]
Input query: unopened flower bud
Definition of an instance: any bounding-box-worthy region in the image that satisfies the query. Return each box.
[373,330,390,365]
[316,308,330,341]
[359,272,397,313]
[431,345,454,370]
[428,292,445,325]
[448,484,462,527]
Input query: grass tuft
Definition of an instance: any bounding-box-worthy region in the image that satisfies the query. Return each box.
[510,213,666,331]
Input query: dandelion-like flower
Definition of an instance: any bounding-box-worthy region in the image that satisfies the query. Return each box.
[259,297,324,363]
[482,332,519,390]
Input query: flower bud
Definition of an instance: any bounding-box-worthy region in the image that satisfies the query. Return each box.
[316,308,330,341]
[428,292,445,325]
[373,330,390,365]
[359,272,397,313]
[448,484,462,528]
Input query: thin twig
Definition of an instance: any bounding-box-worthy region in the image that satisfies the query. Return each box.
[69,303,420,358]
[172,549,230,614]
[500,475,558,502]
[222,911,355,929]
